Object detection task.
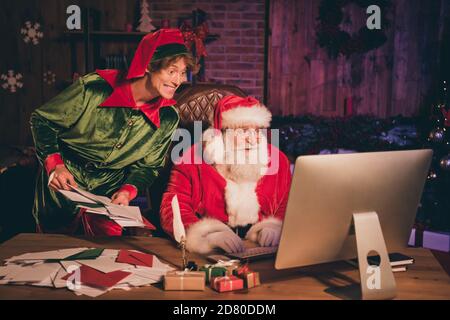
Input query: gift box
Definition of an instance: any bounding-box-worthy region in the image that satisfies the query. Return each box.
[199,265,227,283]
[233,264,261,288]
[164,271,205,291]
[238,271,260,288]
[213,260,241,276]
[211,275,244,293]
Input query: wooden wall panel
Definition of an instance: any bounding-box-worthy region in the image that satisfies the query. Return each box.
[0,0,266,146]
[268,0,445,117]
[1,0,447,146]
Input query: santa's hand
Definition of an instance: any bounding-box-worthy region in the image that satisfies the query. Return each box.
[257,225,281,247]
[111,191,130,206]
[48,164,78,191]
[206,230,245,253]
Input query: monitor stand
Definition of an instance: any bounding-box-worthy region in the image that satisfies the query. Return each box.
[353,212,396,300]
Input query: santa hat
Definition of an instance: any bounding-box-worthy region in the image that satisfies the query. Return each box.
[203,95,272,164]
[126,28,188,80]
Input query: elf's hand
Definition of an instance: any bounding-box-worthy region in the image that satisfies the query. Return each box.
[111,190,130,206]
[48,164,78,191]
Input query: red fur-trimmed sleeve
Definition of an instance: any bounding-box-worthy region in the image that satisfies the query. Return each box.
[116,184,138,201]
[44,153,64,175]
[160,164,201,238]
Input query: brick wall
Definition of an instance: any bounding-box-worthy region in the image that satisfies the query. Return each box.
[149,0,266,100]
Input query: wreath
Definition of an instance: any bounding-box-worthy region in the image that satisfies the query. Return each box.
[316,0,392,59]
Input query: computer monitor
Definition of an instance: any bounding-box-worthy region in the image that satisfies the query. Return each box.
[275,149,432,299]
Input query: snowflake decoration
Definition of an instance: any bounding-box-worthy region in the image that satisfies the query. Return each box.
[21,21,44,45]
[1,70,23,93]
[43,70,56,85]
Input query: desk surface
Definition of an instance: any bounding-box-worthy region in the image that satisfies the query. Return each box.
[0,233,449,300]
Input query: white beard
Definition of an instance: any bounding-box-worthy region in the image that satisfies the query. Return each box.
[201,133,270,227]
[215,137,269,183]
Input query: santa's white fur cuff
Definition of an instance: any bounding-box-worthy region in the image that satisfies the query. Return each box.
[186,218,231,254]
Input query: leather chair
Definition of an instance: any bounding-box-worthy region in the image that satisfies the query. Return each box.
[145,83,246,236]
[174,83,246,128]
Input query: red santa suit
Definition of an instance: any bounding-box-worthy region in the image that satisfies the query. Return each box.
[160,96,292,254]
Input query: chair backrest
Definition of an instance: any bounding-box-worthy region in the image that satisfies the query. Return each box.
[174,83,247,129]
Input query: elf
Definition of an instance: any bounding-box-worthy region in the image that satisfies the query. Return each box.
[30,29,194,236]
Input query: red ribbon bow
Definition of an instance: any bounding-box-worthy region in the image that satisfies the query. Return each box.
[180,21,209,59]
[235,263,250,276]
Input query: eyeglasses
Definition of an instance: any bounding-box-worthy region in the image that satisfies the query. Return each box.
[222,128,266,139]
[163,68,188,82]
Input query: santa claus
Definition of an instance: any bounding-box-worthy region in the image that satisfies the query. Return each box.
[160,95,292,254]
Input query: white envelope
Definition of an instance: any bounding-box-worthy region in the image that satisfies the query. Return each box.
[5,248,89,263]
[58,190,97,204]
[110,218,146,228]
[100,249,119,257]
[6,263,61,283]
[52,267,69,289]
[77,205,109,215]
[60,260,81,272]
[106,204,143,222]
[116,273,157,287]
[68,185,112,206]
[31,265,62,287]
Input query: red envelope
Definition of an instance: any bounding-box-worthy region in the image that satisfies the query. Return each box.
[116,250,153,267]
[62,264,131,288]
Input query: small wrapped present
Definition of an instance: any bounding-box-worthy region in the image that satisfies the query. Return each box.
[164,271,205,291]
[211,275,244,293]
[199,265,227,283]
[233,264,261,288]
[213,260,241,276]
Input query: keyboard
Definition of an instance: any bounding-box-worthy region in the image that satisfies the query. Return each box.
[226,246,278,260]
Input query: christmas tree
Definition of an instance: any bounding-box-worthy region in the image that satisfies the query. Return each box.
[137,0,156,33]
[416,14,450,233]
[418,80,450,233]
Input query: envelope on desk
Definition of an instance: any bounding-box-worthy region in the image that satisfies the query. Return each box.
[78,256,132,273]
[5,248,89,263]
[62,264,131,289]
[116,250,153,268]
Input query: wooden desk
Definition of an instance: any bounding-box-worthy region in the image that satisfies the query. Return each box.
[0,233,449,300]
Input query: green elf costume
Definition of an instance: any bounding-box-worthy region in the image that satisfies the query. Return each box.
[30,29,188,236]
